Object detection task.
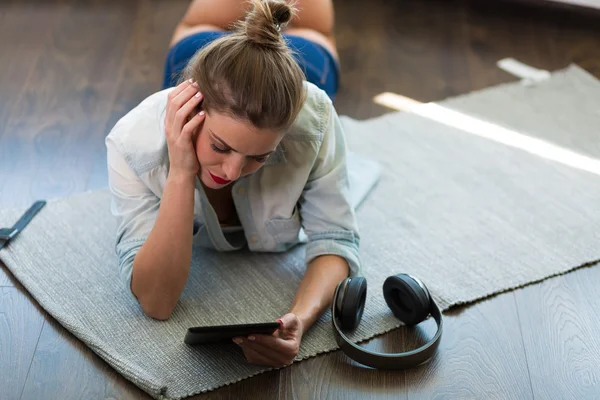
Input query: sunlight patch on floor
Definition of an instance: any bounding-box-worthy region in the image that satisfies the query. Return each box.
[373,92,600,177]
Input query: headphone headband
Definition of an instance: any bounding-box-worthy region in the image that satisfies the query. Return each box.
[331,276,443,370]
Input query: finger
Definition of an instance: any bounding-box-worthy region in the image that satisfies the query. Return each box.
[279,314,298,327]
[270,319,284,337]
[166,82,199,134]
[248,333,282,347]
[178,90,204,124]
[166,80,194,128]
[173,81,200,108]
[180,109,206,143]
[247,335,297,362]
[173,91,203,136]
[172,79,194,99]
[239,342,287,368]
[276,315,299,340]
[235,335,289,359]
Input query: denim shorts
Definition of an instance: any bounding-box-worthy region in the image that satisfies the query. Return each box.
[163,31,340,100]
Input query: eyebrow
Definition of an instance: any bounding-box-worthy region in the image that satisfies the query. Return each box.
[209,129,275,158]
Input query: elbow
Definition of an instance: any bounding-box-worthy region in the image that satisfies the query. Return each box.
[145,308,173,321]
[131,281,177,321]
[129,263,180,321]
[138,296,176,321]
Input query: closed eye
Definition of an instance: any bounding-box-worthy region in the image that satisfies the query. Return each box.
[211,143,229,154]
[211,143,269,163]
[253,155,269,163]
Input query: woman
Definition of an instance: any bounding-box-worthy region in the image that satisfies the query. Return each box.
[105,0,360,369]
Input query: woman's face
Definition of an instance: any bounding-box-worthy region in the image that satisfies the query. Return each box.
[194,110,284,190]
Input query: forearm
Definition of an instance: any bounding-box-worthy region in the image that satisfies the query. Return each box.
[131,173,196,319]
[288,254,349,334]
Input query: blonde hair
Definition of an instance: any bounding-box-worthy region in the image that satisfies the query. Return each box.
[179,0,307,131]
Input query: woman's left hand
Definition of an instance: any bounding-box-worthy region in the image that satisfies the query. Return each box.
[233,313,304,368]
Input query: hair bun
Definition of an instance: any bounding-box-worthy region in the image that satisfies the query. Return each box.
[241,0,294,49]
[269,0,293,27]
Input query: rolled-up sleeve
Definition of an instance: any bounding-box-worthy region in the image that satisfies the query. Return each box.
[106,136,160,290]
[298,98,362,277]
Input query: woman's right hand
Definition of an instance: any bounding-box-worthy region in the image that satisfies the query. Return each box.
[164,79,206,179]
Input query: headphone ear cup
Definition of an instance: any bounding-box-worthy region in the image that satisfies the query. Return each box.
[383,274,430,326]
[339,277,367,332]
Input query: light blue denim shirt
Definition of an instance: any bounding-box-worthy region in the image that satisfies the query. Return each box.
[105,81,361,291]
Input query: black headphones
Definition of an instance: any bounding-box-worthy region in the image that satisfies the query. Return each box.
[331,273,443,369]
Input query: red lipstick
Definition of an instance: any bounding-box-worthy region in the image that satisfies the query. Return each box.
[209,171,231,185]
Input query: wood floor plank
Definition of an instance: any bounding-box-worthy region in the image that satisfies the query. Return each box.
[0,265,11,287]
[0,287,45,400]
[20,315,149,400]
[280,351,407,400]
[0,1,65,141]
[405,293,533,399]
[0,2,67,215]
[279,326,410,399]
[102,0,189,130]
[334,0,493,119]
[191,369,280,400]
[515,265,600,399]
[464,1,600,85]
[334,0,600,121]
[0,261,21,287]
[0,0,136,208]
[463,1,581,89]
[88,0,189,191]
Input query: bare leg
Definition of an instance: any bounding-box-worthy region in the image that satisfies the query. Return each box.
[169,0,338,60]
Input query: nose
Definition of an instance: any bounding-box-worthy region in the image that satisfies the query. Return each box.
[223,155,245,181]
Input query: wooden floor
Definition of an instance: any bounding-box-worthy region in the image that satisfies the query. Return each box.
[1,0,600,399]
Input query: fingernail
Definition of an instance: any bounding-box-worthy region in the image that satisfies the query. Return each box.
[198,110,205,116]
[248,336,255,341]
[188,78,193,83]
[195,92,201,98]
[233,338,243,344]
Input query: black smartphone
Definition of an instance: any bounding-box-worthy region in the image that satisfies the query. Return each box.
[184,322,281,345]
